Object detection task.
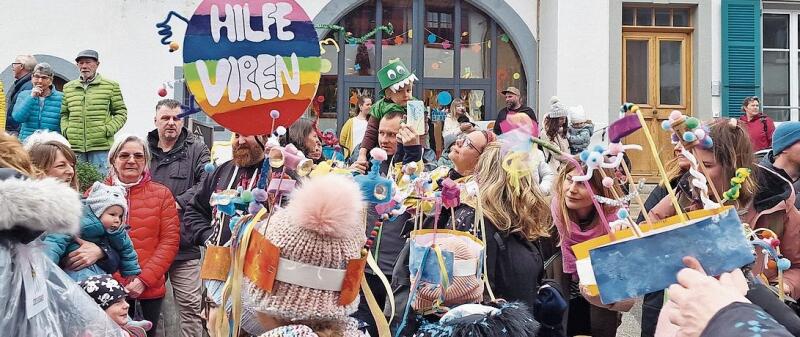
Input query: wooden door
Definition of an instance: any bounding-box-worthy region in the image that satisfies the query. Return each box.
[623,31,692,182]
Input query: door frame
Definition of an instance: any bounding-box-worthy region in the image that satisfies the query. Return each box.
[622,29,693,181]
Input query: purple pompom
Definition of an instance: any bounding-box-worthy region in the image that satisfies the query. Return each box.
[252,188,268,202]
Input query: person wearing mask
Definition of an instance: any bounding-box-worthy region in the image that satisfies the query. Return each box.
[739,97,775,151]
[60,50,127,175]
[146,99,210,337]
[6,55,37,135]
[339,95,372,159]
[12,63,63,141]
[492,87,537,135]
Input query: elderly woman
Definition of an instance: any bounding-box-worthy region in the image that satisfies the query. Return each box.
[11,63,63,141]
[95,135,179,337]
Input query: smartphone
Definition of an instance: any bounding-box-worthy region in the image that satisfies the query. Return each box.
[406,100,426,135]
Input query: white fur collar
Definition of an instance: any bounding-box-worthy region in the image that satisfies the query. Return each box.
[0,177,81,234]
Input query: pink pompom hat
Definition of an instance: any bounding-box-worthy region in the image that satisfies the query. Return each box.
[242,174,367,321]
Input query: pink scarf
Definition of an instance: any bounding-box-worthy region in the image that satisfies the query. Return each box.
[550,198,616,275]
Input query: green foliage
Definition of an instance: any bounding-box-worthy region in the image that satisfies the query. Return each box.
[76,161,104,193]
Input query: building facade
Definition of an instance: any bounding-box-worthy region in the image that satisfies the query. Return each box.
[0,0,790,177]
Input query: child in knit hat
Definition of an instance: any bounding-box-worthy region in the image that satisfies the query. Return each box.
[236,174,368,337]
[78,274,152,337]
[566,105,594,155]
[42,181,140,281]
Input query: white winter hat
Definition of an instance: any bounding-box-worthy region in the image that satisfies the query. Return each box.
[569,105,587,124]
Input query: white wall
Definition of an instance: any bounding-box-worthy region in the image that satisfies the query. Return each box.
[538,0,611,129]
[711,0,723,118]
[1,0,537,138]
[0,0,201,138]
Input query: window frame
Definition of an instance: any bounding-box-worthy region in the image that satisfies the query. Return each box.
[762,10,800,121]
[327,0,522,132]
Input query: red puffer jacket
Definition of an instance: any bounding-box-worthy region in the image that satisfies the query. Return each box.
[101,174,179,299]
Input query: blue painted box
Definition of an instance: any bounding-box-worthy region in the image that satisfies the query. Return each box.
[589,207,754,304]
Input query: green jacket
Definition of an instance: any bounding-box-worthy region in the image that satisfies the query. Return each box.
[60,74,127,152]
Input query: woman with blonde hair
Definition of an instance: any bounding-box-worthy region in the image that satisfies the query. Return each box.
[446,142,552,311]
[0,132,37,176]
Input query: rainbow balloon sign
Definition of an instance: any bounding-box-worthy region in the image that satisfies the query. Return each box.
[182,0,321,135]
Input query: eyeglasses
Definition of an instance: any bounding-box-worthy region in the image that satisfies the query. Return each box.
[11,62,21,67]
[456,131,491,154]
[32,74,52,80]
[117,152,146,162]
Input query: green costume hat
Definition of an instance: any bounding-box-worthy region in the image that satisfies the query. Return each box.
[378,60,418,93]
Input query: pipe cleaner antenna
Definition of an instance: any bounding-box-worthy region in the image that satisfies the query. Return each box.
[156,11,189,52]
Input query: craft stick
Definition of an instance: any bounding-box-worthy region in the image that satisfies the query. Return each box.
[692,148,723,203]
[634,110,687,222]
[598,168,644,237]
[620,160,654,230]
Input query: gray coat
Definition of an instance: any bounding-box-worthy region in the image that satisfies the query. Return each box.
[148,128,210,261]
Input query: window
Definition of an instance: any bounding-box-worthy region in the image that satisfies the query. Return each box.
[623,6,691,28]
[316,0,528,134]
[762,12,799,121]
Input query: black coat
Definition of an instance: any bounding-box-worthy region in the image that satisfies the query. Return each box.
[148,128,210,261]
[493,105,537,135]
[5,73,32,133]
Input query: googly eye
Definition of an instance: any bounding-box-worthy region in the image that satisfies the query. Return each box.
[387,70,397,80]
[396,65,407,74]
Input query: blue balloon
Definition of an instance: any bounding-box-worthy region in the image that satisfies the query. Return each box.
[437,91,453,106]
[427,34,437,44]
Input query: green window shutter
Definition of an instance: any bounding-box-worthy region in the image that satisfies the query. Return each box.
[721,0,762,118]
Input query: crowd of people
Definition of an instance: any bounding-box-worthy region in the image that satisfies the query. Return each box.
[0,52,797,337]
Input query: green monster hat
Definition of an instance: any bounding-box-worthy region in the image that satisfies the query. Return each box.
[378,60,419,93]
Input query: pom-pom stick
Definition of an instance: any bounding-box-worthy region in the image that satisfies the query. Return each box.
[619,158,654,231]
[533,137,615,238]
[597,168,643,237]
[627,104,686,222]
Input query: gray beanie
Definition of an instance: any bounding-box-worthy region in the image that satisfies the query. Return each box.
[546,96,569,119]
[85,182,128,219]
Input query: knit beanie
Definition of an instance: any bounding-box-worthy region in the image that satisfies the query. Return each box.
[569,105,587,124]
[772,121,800,155]
[244,174,367,321]
[78,274,128,310]
[85,182,128,219]
[546,96,569,119]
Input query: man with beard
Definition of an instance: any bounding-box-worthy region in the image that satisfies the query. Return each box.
[492,86,537,135]
[185,133,267,248]
[147,99,209,337]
